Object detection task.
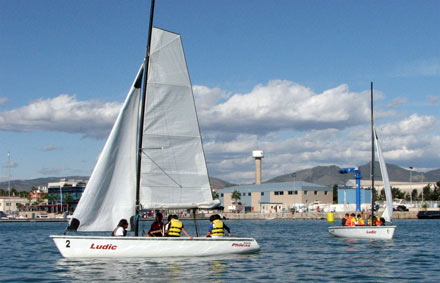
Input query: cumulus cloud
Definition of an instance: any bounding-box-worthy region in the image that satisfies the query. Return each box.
[427,95,439,105]
[39,145,62,152]
[387,97,408,108]
[198,81,372,136]
[0,94,121,139]
[393,58,440,77]
[2,161,18,169]
[1,82,439,184]
[0,97,8,105]
[379,114,436,136]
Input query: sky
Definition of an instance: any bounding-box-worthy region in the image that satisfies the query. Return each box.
[1,0,439,185]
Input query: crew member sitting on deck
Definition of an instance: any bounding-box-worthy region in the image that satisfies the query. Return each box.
[341,213,349,226]
[205,214,231,237]
[166,215,193,239]
[356,214,365,226]
[345,213,356,226]
[163,215,172,236]
[374,215,381,226]
[112,219,128,236]
[145,212,163,237]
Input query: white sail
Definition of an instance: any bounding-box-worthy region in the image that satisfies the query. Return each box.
[139,28,218,209]
[374,127,393,222]
[71,66,143,231]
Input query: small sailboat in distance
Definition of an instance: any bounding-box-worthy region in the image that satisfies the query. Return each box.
[50,0,260,258]
[328,82,396,240]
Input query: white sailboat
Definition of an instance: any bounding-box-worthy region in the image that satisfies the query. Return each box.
[50,0,260,258]
[328,83,396,240]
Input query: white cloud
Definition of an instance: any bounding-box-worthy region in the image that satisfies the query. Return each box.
[393,58,440,77]
[387,97,408,108]
[0,97,8,105]
[427,95,439,105]
[0,94,121,139]
[1,82,439,184]
[39,145,62,152]
[198,81,372,135]
[379,114,436,136]
[2,161,18,169]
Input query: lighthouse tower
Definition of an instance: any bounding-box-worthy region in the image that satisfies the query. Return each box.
[252,150,264,184]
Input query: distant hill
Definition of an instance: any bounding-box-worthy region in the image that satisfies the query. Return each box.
[266,162,440,187]
[0,176,89,192]
[209,177,236,189]
[1,164,438,192]
[0,176,235,192]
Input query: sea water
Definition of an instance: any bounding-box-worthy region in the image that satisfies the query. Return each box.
[0,219,439,282]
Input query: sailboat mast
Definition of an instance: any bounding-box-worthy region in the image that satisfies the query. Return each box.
[370,82,375,225]
[135,0,155,236]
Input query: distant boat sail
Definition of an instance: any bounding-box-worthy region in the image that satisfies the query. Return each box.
[328,82,396,240]
[50,0,260,257]
[374,127,393,223]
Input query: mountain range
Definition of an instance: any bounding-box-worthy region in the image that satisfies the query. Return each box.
[1,163,439,192]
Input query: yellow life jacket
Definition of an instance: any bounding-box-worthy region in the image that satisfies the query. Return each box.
[358,218,365,226]
[168,218,182,237]
[211,219,224,236]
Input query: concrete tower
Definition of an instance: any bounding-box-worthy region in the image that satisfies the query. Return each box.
[252,150,264,184]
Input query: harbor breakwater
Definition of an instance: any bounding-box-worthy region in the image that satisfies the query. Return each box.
[1,210,433,223]
[223,210,423,220]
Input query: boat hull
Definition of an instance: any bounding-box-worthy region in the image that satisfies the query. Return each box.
[50,235,260,258]
[417,211,440,219]
[328,226,396,240]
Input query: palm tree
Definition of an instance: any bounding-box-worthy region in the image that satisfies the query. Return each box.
[212,190,219,200]
[231,190,241,204]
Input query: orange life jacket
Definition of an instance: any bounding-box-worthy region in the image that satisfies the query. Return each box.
[374,216,381,226]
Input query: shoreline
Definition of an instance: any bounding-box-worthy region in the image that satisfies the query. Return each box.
[1,210,434,222]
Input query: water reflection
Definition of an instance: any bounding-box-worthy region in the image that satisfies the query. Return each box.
[57,255,238,282]
[3,220,440,281]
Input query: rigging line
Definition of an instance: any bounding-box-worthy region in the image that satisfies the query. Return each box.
[141,149,183,188]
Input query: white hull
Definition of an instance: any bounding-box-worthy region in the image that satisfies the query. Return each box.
[328,226,396,240]
[50,235,260,258]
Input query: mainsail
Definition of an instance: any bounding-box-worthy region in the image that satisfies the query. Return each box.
[139,28,218,209]
[374,127,393,223]
[70,28,218,232]
[71,67,143,231]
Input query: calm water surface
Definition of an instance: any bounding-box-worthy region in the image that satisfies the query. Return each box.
[1,219,439,282]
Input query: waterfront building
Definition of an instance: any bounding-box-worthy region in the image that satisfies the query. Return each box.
[346,179,432,194]
[337,186,372,205]
[47,179,87,214]
[0,196,29,215]
[219,181,333,213]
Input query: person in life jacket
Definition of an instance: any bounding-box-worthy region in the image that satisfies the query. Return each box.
[341,213,349,226]
[374,215,381,226]
[345,213,356,226]
[205,214,231,237]
[165,215,193,239]
[356,214,365,226]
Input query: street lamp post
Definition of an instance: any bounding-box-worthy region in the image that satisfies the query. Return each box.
[409,167,413,204]
[7,152,11,215]
[59,185,63,214]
